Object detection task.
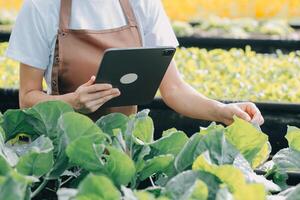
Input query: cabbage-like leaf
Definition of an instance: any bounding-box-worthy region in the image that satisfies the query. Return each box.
[96,113,129,136]
[175,123,239,172]
[272,148,300,172]
[139,154,174,181]
[149,130,188,157]
[75,174,121,200]
[131,110,154,143]
[16,135,54,177]
[233,154,280,192]
[225,116,269,168]
[2,109,37,140]
[66,134,107,172]
[0,171,34,200]
[193,152,266,200]
[175,134,202,172]
[164,170,222,200]
[100,146,136,186]
[50,112,105,178]
[285,126,300,152]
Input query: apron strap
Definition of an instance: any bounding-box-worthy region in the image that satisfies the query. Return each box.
[59,0,138,30]
[59,0,72,30]
[119,0,138,27]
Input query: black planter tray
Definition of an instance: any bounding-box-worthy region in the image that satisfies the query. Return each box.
[139,98,300,155]
[1,88,300,154]
[0,25,12,42]
[177,36,300,53]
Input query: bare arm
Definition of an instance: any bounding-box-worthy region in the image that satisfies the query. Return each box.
[159,60,264,125]
[19,63,120,113]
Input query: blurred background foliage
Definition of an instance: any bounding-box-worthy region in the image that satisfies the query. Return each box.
[0,0,300,22]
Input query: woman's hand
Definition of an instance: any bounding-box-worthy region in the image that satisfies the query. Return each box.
[71,76,120,114]
[216,102,264,126]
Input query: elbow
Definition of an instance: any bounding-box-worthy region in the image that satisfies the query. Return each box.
[19,92,28,109]
[18,90,32,109]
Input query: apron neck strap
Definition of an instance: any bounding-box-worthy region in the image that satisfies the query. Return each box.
[59,0,138,30]
[59,0,72,30]
[119,0,138,27]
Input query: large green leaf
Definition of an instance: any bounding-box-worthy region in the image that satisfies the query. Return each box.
[187,180,208,200]
[193,153,266,200]
[2,101,74,178]
[175,133,202,172]
[149,131,188,157]
[0,171,34,200]
[139,154,174,181]
[225,117,269,168]
[50,112,105,178]
[76,174,121,200]
[0,155,11,176]
[285,126,300,152]
[96,113,129,136]
[16,135,54,177]
[2,109,37,140]
[175,123,240,172]
[272,148,300,172]
[66,134,107,172]
[195,124,239,165]
[100,146,136,186]
[164,170,221,200]
[131,110,154,143]
[233,154,280,192]
[24,101,74,138]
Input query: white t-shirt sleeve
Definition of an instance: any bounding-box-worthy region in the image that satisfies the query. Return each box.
[6,0,50,70]
[143,0,179,47]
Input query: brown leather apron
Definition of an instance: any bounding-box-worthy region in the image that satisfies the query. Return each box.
[51,0,142,120]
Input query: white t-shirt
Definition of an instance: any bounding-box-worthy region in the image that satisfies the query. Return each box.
[6,0,178,92]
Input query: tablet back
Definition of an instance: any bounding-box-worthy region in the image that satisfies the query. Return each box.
[95,47,176,107]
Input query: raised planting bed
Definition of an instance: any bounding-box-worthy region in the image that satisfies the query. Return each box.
[177,36,300,53]
[1,100,300,199]
[173,18,300,53]
[0,25,11,42]
[1,88,300,155]
[140,98,300,155]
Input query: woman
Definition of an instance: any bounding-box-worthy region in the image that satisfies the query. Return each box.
[6,0,264,125]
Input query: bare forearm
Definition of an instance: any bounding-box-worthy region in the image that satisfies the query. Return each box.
[19,90,75,109]
[161,82,224,122]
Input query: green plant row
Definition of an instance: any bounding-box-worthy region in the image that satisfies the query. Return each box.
[0,101,300,200]
[172,16,299,39]
[1,42,300,103]
[176,47,300,103]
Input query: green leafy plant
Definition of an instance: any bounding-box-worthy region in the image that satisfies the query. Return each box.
[0,101,300,199]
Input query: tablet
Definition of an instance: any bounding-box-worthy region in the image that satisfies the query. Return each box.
[95,47,176,107]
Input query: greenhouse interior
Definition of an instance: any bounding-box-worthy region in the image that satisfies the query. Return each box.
[1,0,300,200]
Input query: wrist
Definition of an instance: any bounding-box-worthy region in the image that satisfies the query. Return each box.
[210,100,226,123]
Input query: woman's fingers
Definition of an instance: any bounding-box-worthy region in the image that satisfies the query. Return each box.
[233,107,251,122]
[84,83,113,94]
[238,102,264,125]
[81,88,120,102]
[86,92,121,112]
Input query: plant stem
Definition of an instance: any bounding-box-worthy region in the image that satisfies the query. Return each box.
[60,176,74,187]
[149,176,156,187]
[31,178,49,198]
